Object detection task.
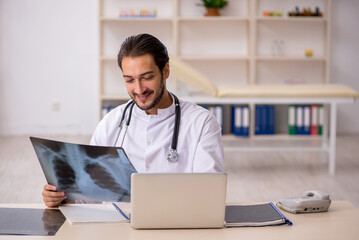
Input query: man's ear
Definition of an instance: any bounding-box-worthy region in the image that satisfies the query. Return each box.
[163,62,170,79]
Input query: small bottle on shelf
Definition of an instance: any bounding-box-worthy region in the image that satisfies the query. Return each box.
[271,40,280,56]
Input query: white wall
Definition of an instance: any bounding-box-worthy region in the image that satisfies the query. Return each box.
[330,0,359,133]
[0,0,99,136]
[0,0,358,135]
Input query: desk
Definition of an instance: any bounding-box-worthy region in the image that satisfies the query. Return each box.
[1,201,358,240]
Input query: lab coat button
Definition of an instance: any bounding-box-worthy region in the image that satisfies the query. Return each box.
[147,141,151,145]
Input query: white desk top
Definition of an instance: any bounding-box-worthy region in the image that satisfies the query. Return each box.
[1,201,358,240]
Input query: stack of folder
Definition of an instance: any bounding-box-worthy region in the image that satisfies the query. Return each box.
[288,105,323,135]
[231,105,250,136]
[255,105,275,135]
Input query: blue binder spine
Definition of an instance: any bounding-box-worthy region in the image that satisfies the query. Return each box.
[241,106,249,136]
[303,105,311,135]
[232,106,242,136]
[255,105,263,135]
[261,105,267,134]
[296,105,304,135]
[267,105,275,135]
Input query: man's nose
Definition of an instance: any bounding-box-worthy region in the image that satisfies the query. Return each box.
[133,80,145,94]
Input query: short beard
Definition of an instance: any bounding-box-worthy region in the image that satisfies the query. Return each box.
[133,77,165,111]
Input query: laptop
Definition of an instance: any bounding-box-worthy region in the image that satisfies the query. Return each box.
[130,173,227,229]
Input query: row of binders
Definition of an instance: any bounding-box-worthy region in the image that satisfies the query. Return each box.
[288,105,323,135]
[205,105,251,136]
[102,104,324,136]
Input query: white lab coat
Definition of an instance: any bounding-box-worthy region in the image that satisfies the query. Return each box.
[91,97,224,173]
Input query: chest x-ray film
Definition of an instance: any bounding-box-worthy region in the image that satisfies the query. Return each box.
[30,137,137,202]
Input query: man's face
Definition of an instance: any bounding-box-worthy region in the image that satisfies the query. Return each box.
[122,54,169,114]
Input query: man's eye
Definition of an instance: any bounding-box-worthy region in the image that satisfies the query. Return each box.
[143,75,153,80]
[125,79,134,83]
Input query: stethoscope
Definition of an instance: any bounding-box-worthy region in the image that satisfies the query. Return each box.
[114,93,181,163]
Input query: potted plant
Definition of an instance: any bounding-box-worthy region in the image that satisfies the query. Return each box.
[197,0,228,16]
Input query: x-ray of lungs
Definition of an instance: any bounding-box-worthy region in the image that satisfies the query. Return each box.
[30,137,137,202]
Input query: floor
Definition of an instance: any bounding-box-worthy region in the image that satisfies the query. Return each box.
[0,134,358,208]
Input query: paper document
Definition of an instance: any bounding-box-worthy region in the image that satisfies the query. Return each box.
[59,204,129,224]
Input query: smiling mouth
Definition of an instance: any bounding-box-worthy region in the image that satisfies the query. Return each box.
[134,91,153,102]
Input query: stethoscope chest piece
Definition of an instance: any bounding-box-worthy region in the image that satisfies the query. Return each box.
[167,148,179,163]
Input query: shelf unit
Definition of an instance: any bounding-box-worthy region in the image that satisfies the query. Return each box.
[98,0,331,130]
[98,0,331,102]
[97,0,343,174]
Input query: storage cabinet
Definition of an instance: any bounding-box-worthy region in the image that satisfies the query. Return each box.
[98,0,331,133]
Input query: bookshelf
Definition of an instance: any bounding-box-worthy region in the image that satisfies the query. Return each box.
[98,0,331,128]
[97,0,351,175]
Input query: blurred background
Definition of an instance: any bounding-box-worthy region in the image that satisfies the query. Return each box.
[0,0,358,206]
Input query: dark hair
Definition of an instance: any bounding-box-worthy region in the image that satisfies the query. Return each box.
[117,33,169,72]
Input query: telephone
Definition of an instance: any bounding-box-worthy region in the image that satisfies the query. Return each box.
[276,190,331,214]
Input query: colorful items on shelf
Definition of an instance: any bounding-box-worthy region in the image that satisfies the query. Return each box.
[263,11,284,17]
[119,9,157,18]
[288,105,323,135]
[288,6,323,17]
[305,48,313,57]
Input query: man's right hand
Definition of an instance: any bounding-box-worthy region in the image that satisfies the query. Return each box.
[42,184,67,207]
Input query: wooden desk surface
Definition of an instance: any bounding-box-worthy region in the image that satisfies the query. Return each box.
[1,201,358,240]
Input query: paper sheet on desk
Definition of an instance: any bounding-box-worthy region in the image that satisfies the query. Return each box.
[59,204,129,224]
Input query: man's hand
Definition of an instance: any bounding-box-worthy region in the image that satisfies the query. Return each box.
[42,184,66,207]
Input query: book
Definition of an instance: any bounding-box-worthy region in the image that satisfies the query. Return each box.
[214,105,223,131]
[288,105,296,135]
[303,105,311,135]
[310,105,319,135]
[296,105,304,134]
[266,105,275,134]
[232,105,250,137]
[241,106,250,136]
[255,105,265,135]
[255,105,275,135]
[318,105,324,135]
[225,202,292,227]
[59,203,129,224]
[232,106,242,136]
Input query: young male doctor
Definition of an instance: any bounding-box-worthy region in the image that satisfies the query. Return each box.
[42,33,224,207]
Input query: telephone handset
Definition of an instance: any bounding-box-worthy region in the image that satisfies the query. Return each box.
[276,190,331,214]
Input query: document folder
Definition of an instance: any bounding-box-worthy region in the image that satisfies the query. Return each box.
[225,202,292,227]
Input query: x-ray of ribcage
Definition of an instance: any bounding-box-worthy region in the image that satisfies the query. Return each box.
[30,137,137,202]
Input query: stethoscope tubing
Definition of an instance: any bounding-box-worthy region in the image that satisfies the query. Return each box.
[114,93,180,162]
